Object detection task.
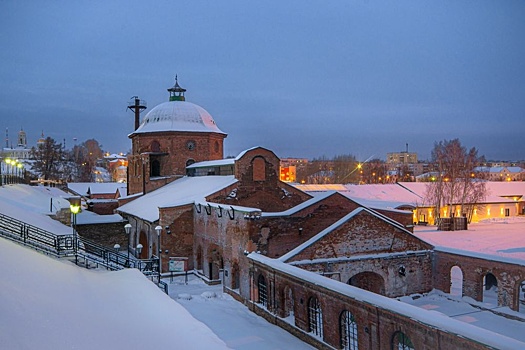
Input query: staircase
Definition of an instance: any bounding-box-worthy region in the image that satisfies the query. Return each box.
[0,212,167,292]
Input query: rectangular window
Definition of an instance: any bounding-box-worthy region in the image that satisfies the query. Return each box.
[505,208,510,217]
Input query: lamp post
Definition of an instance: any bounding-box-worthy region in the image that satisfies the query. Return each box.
[5,158,11,184]
[124,223,132,266]
[136,243,143,258]
[69,196,81,262]
[155,225,162,283]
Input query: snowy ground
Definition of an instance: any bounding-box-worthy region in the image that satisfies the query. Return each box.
[413,217,525,261]
[165,275,315,350]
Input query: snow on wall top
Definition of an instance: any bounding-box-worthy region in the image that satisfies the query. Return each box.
[68,182,126,197]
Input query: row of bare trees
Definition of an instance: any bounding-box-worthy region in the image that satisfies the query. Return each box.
[30,137,104,182]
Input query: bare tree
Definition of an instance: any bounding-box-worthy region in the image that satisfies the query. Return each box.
[30,137,64,180]
[424,139,486,223]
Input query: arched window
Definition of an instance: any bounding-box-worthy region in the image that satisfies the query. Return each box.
[393,331,414,350]
[150,140,160,152]
[151,159,161,177]
[340,310,358,350]
[308,296,323,338]
[257,274,268,307]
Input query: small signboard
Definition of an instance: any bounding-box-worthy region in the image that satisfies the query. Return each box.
[169,257,188,272]
[168,257,189,284]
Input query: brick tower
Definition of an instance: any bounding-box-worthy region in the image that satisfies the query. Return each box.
[127,77,227,195]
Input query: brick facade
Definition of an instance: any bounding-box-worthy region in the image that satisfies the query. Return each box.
[127,131,226,195]
[247,255,516,350]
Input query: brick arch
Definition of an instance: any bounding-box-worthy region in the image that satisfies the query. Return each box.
[348,271,385,295]
[150,140,160,152]
[482,272,498,305]
[450,265,464,297]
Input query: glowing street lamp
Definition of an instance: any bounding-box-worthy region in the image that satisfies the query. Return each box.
[69,196,81,260]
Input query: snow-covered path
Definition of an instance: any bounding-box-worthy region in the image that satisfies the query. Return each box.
[166,275,315,350]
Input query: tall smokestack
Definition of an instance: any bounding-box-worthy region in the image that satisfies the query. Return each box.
[406,143,408,153]
[127,96,147,131]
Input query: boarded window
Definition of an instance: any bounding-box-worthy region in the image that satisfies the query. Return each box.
[253,157,266,181]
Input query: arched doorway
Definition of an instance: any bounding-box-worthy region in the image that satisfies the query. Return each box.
[231,261,240,290]
[482,273,498,305]
[138,230,148,259]
[450,266,463,297]
[196,245,203,271]
[348,271,385,295]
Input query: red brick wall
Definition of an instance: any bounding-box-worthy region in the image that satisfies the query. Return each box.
[128,131,226,195]
[434,250,525,311]
[246,258,500,350]
[158,204,194,272]
[286,210,433,262]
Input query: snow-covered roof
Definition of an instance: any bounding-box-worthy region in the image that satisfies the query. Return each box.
[400,181,525,200]
[76,210,125,225]
[262,191,337,217]
[0,184,72,235]
[186,158,235,169]
[68,182,127,197]
[130,101,226,136]
[117,176,238,222]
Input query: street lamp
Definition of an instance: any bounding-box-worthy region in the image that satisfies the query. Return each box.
[155,225,162,282]
[136,243,143,258]
[124,223,132,267]
[113,243,120,251]
[69,196,81,261]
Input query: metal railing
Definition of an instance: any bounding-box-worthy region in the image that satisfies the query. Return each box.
[0,212,162,289]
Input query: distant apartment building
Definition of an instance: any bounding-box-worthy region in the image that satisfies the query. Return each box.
[386,146,428,180]
[475,166,524,181]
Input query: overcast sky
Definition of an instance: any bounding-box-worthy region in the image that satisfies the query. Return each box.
[1,1,524,161]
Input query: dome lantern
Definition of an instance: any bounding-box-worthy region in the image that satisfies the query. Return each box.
[167,75,186,101]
